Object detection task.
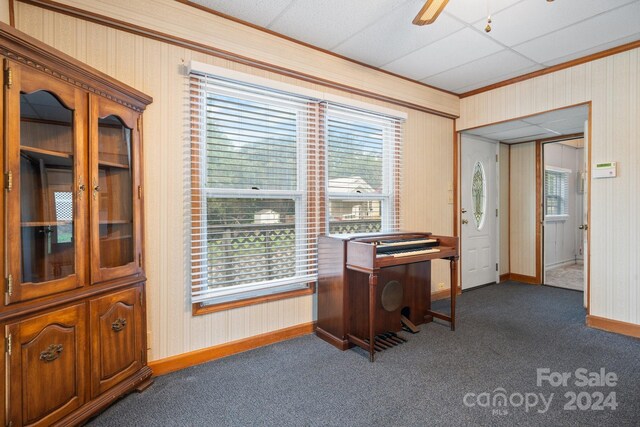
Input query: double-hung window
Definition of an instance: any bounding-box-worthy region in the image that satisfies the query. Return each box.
[189,72,320,306]
[326,104,401,235]
[544,166,570,218]
[188,64,404,310]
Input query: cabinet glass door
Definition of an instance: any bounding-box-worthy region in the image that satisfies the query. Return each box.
[90,96,141,283]
[5,64,85,303]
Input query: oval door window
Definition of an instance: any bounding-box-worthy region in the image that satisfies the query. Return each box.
[472,161,486,230]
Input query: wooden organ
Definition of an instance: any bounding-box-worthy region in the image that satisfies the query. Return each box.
[316,232,459,362]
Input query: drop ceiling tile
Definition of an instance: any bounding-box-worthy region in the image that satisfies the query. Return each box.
[502,133,555,143]
[381,28,503,80]
[421,49,537,91]
[474,0,634,47]
[268,0,409,49]
[443,0,522,25]
[484,124,553,140]
[542,33,640,66]
[513,2,640,64]
[541,117,589,133]
[522,106,588,125]
[333,0,464,67]
[454,65,543,94]
[466,120,532,137]
[189,0,295,27]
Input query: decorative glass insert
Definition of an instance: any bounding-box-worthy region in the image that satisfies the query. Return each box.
[471,161,486,230]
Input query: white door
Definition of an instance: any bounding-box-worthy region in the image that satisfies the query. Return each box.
[461,135,498,289]
[583,120,589,308]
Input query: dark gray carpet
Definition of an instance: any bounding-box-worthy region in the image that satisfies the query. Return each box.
[88,282,640,426]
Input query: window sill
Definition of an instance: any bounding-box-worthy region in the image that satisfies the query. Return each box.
[192,284,315,316]
[545,215,569,222]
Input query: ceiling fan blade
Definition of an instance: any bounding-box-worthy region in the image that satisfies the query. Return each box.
[413,0,449,25]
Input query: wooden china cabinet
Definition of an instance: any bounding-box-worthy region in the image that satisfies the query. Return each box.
[0,23,152,426]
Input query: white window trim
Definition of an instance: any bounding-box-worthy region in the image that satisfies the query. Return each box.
[544,165,571,219]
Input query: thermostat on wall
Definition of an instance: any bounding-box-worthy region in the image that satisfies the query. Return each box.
[593,162,617,179]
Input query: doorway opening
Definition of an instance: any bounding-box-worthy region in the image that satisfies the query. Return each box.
[542,139,586,292]
[459,103,590,308]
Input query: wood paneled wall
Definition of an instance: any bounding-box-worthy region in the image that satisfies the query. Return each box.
[14,2,454,360]
[499,143,509,276]
[509,143,537,278]
[459,48,640,325]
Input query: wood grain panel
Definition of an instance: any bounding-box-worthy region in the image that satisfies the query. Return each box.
[15,3,455,360]
[459,47,640,326]
[509,143,537,277]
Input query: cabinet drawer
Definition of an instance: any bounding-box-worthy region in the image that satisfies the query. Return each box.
[6,304,87,427]
[89,287,143,397]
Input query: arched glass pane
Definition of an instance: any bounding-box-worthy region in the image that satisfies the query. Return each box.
[98,115,134,268]
[472,161,486,230]
[20,90,75,283]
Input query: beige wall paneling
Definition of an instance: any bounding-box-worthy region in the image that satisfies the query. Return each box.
[459,48,640,326]
[0,0,9,24]
[15,3,455,360]
[509,143,537,278]
[499,143,510,277]
[402,112,454,291]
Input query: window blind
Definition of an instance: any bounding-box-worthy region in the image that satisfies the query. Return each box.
[325,103,402,234]
[188,72,323,304]
[545,167,569,216]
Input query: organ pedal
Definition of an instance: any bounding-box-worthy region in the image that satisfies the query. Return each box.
[400,315,420,334]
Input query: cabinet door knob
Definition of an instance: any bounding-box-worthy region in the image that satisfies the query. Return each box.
[39,344,63,362]
[112,318,127,332]
[92,178,100,200]
[78,176,86,200]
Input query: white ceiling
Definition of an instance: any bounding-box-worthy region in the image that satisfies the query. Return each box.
[463,104,588,143]
[190,0,640,94]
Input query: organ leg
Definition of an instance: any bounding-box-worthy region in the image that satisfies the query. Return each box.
[368,273,377,362]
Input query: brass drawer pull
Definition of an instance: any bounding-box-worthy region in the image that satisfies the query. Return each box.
[112,318,127,332]
[40,344,63,362]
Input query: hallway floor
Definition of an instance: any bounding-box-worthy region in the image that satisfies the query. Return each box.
[545,262,584,291]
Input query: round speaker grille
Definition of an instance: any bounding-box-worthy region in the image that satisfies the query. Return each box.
[381,280,403,312]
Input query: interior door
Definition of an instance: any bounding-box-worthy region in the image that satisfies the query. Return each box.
[461,135,498,289]
[583,120,589,308]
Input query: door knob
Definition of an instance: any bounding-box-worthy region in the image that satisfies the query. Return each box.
[462,219,469,225]
[461,208,467,213]
[578,224,588,230]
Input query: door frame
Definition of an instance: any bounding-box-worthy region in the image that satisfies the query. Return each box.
[458,134,500,290]
[539,134,588,287]
[454,101,592,315]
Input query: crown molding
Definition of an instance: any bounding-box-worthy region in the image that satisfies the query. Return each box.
[460,40,640,99]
